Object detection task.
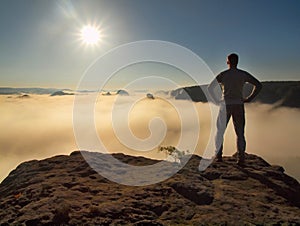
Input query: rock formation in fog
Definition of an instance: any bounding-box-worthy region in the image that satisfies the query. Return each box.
[172,81,300,108]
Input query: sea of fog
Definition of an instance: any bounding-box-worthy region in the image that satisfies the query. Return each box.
[0,94,299,182]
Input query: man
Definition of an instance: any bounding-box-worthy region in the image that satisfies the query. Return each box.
[208,53,262,165]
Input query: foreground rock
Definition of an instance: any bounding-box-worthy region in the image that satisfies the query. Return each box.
[0,151,299,225]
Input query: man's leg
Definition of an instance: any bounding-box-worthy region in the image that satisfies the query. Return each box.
[232,105,246,164]
[215,104,231,161]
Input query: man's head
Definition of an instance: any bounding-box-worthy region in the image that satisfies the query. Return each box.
[227,53,239,68]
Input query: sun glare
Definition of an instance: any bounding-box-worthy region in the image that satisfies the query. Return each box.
[81,25,100,45]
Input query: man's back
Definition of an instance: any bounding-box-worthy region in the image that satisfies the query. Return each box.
[217,68,261,105]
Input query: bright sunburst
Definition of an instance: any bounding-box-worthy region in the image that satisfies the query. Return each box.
[80,25,101,45]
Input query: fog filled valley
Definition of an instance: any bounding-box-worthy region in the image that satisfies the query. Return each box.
[0,93,299,182]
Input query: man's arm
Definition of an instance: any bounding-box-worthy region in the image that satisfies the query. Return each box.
[207,74,222,104]
[244,74,262,103]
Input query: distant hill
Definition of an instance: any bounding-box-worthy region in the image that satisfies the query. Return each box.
[171,81,300,108]
[0,151,299,225]
[0,87,72,95]
[1,82,299,108]
[18,94,30,99]
[116,90,129,96]
[50,91,74,96]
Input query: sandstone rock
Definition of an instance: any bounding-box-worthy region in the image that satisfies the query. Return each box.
[0,151,299,225]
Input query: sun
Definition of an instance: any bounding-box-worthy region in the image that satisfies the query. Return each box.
[80,25,101,45]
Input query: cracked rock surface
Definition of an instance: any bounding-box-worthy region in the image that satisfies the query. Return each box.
[0,151,299,225]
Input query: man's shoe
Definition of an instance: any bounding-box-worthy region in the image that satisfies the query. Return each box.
[216,156,223,162]
[237,152,245,166]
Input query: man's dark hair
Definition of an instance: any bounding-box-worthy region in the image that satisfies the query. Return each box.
[227,53,239,67]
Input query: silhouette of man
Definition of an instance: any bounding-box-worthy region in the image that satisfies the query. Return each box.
[208,53,262,165]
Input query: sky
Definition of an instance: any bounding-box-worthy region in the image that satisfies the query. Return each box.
[0,0,300,89]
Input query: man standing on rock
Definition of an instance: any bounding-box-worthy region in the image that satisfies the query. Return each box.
[208,53,262,165]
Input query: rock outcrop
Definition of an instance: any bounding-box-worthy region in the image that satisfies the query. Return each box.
[50,91,73,96]
[0,151,299,225]
[171,81,300,108]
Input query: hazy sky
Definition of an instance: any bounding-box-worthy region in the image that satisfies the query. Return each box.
[0,0,299,88]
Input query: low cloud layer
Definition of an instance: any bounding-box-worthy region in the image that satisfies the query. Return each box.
[0,94,299,182]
